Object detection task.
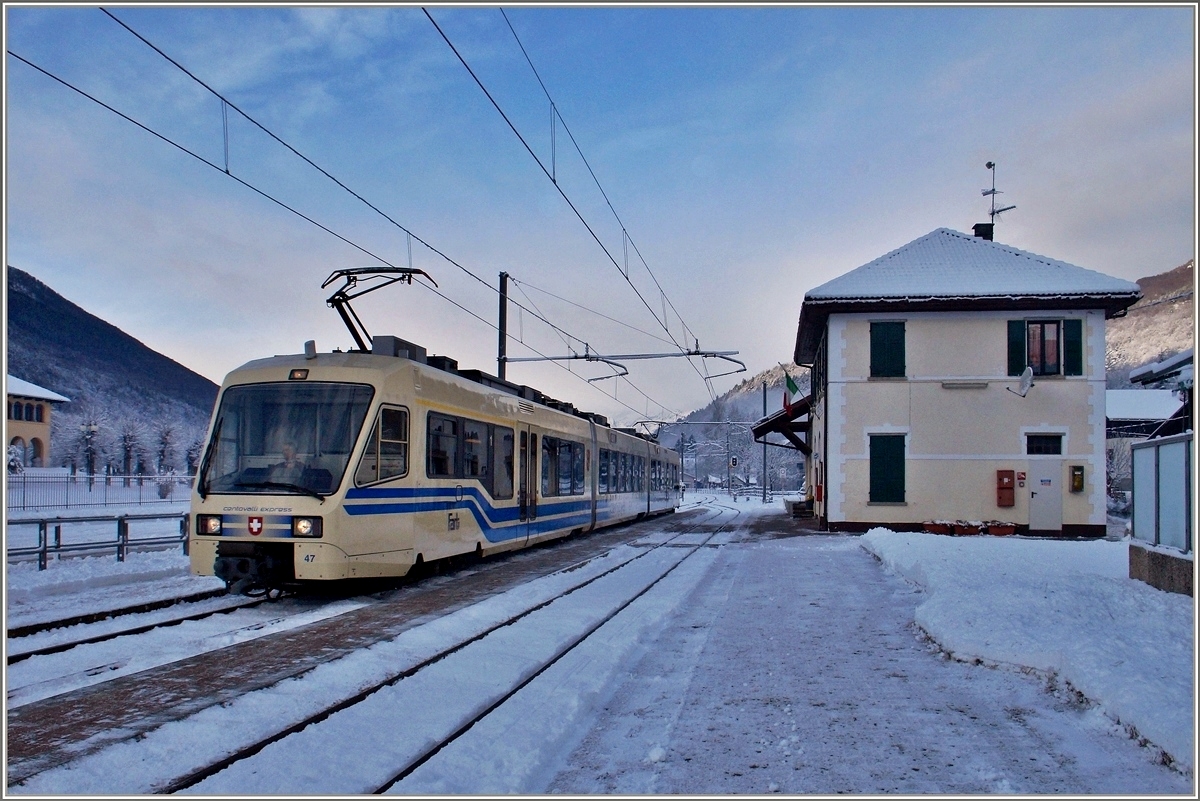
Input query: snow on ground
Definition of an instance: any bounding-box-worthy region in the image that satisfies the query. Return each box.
[6,548,222,629]
[861,526,1195,773]
[4,497,1194,794]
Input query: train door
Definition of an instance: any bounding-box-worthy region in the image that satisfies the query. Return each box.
[518,427,537,543]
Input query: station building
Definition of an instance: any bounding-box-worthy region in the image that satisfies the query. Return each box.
[6,375,71,468]
[784,227,1141,536]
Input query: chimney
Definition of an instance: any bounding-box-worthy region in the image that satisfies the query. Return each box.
[972,223,994,241]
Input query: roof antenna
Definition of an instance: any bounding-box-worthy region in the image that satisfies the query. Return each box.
[983,161,1017,223]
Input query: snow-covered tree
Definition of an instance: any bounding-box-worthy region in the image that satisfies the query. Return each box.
[7,444,25,474]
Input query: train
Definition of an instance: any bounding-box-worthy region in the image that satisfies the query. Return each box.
[189,333,683,595]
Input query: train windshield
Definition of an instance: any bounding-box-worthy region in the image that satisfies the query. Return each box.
[199,382,374,498]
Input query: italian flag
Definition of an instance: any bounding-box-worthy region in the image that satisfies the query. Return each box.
[783,371,800,414]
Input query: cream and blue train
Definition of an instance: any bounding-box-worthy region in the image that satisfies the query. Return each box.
[190,336,682,594]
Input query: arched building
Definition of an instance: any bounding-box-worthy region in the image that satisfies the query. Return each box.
[6,375,70,468]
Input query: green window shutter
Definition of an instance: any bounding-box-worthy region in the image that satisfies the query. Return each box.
[1007,320,1027,376]
[870,321,905,377]
[869,434,905,503]
[1063,319,1083,376]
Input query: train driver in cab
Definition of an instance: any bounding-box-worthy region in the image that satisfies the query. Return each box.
[269,441,307,483]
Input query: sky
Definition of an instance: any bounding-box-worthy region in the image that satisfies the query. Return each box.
[4,4,1196,426]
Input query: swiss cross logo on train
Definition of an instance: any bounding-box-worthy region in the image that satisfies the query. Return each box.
[248,516,264,536]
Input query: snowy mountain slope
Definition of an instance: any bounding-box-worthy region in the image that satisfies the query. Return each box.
[1106,260,1194,387]
[6,265,219,469]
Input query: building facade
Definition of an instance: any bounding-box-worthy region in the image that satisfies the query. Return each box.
[6,375,70,468]
[794,228,1141,536]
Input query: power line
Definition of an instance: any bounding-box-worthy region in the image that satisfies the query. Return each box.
[509,276,676,347]
[96,7,682,410]
[7,45,678,422]
[500,8,703,357]
[424,7,719,401]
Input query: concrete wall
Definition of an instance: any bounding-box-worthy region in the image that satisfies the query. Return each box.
[1129,541,1193,596]
[812,309,1107,535]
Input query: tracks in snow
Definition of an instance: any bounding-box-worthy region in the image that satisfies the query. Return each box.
[148,501,737,794]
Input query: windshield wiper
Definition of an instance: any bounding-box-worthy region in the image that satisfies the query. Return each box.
[197,417,223,501]
[233,480,327,502]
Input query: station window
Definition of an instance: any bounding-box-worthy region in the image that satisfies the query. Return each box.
[1026,434,1063,455]
[870,321,905,378]
[869,434,905,503]
[1008,319,1083,377]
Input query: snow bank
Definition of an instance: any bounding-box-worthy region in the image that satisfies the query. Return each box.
[861,529,1194,773]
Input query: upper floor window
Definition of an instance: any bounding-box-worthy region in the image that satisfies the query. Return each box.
[1008,319,1083,377]
[870,321,905,377]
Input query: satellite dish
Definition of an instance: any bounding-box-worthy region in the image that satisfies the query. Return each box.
[1007,366,1034,398]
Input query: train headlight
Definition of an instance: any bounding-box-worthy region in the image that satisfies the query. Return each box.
[197,514,223,536]
[292,516,323,538]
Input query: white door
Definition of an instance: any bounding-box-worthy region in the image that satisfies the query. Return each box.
[1028,459,1062,533]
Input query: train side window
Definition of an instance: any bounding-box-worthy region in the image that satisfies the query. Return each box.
[558,441,573,496]
[619,452,629,493]
[599,449,610,494]
[355,406,408,485]
[463,419,488,485]
[427,413,459,478]
[573,443,585,495]
[541,436,555,497]
[492,426,514,499]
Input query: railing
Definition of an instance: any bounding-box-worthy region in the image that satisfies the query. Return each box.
[7,512,190,570]
[5,473,194,511]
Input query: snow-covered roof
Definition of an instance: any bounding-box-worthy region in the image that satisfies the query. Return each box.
[6,375,70,403]
[806,229,1141,301]
[795,228,1143,364]
[1129,349,1194,385]
[1106,389,1183,422]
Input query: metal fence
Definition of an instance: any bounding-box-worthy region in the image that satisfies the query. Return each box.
[5,473,195,511]
[7,512,190,570]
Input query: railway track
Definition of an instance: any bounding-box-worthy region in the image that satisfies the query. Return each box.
[168,500,740,794]
[6,591,265,665]
[8,498,740,794]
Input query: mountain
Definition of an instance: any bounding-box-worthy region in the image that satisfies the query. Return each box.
[6,265,219,470]
[1106,260,1194,387]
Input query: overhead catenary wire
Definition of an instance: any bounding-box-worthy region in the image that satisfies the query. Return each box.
[499,8,704,360]
[6,45,678,423]
[425,7,720,401]
[95,7,679,411]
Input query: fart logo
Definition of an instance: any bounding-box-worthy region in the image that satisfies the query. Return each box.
[248,516,264,536]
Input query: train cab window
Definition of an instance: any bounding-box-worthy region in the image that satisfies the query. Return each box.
[355,406,409,486]
[492,426,514,499]
[427,413,459,477]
